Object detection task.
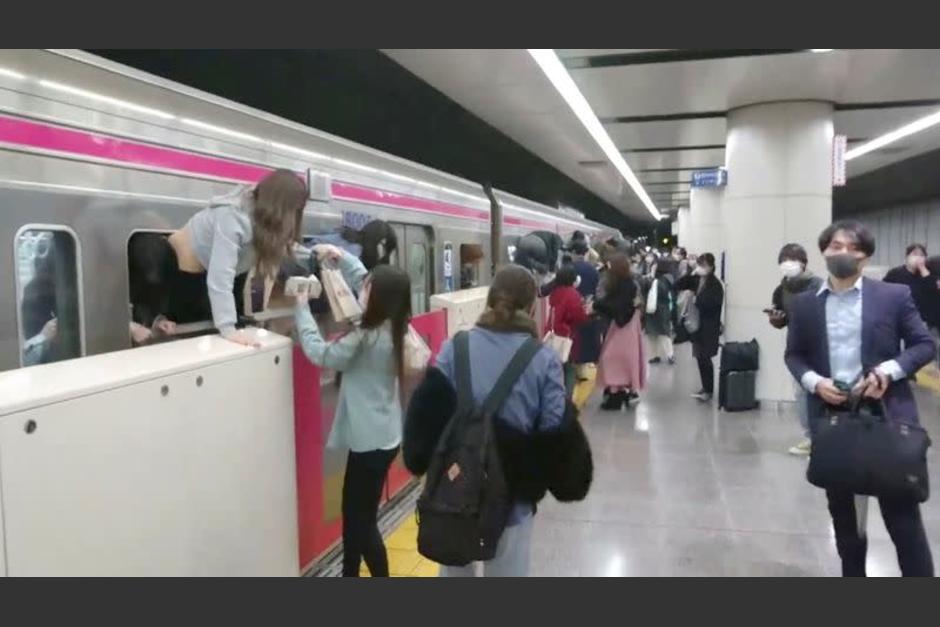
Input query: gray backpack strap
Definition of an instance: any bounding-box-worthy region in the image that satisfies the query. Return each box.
[453,331,473,413]
[481,337,542,417]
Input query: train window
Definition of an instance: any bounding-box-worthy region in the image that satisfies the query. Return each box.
[127,231,186,346]
[408,242,428,315]
[460,244,484,289]
[15,227,83,367]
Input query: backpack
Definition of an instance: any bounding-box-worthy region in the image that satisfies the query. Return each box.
[416,331,542,566]
[677,290,700,335]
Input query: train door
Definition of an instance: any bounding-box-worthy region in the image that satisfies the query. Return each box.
[389,223,432,315]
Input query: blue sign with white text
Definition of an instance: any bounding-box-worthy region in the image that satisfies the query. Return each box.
[342,210,373,231]
[691,168,727,188]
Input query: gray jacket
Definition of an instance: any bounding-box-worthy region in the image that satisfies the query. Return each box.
[184,186,255,335]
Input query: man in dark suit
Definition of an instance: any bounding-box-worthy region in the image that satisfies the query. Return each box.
[785,220,936,577]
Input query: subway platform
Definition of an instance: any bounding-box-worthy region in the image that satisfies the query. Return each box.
[371,343,940,577]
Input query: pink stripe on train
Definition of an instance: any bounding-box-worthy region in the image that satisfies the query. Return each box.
[0,113,560,232]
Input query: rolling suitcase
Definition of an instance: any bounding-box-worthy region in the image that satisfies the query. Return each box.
[719,370,759,412]
[720,340,759,372]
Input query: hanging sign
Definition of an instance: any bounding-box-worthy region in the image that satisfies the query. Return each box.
[691,168,727,188]
[832,135,847,187]
[443,242,454,292]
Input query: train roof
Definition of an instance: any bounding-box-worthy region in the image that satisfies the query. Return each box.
[0,49,613,236]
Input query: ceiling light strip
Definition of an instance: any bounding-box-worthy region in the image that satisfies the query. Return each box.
[845,108,940,161]
[527,49,662,221]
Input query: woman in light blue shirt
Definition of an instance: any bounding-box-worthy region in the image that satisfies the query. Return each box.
[293,244,412,577]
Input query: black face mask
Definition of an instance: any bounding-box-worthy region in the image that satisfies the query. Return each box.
[826,253,861,280]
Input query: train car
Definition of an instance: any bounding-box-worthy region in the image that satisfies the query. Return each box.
[0,49,613,572]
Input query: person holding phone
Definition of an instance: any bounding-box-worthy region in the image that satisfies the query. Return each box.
[765,243,823,456]
[784,220,936,577]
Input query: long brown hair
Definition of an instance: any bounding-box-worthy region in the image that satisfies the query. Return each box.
[477,264,538,337]
[360,265,412,384]
[251,169,308,277]
[604,253,632,288]
[602,253,637,305]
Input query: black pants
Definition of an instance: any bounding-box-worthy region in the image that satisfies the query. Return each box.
[695,353,714,395]
[146,235,248,326]
[342,446,398,577]
[826,490,934,577]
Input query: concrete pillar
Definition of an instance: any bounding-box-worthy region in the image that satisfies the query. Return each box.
[722,101,834,402]
[688,187,723,257]
[677,207,691,250]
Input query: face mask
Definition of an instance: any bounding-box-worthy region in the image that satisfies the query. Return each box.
[779,260,803,279]
[694,266,709,276]
[825,253,861,280]
[907,255,925,269]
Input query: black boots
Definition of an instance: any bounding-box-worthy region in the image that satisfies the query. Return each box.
[601,389,636,410]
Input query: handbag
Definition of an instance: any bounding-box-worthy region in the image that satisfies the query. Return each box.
[645,278,659,315]
[320,262,363,323]
[677,290,700,335]
[807,392,931,503]
[404,324,432,374]
[542,304,573,362]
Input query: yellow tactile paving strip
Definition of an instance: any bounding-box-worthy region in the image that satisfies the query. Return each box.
[353,362,934,577]
[359,513,440,577]
[915,363,940,395]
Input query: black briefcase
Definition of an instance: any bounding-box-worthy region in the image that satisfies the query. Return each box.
[807,398,931,503]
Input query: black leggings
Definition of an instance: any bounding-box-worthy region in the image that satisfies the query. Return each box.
[342,446,398,577]
[696,353,714,395]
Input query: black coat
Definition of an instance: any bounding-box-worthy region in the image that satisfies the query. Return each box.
[593,277,638,328]
[883,266,939,328]
[643,276,673,337]
[404,367,593,505]
[770,272,824,328]
[690,274,724,358]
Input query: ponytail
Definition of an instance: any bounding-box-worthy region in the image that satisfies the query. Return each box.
[476,264,539,337]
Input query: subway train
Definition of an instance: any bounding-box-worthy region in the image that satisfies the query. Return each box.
[0,49,613,571]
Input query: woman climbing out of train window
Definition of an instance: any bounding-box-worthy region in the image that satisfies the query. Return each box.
[293,243,411,577]
[165,169,308,346]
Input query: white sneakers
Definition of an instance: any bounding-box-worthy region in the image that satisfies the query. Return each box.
[788,438,812,456]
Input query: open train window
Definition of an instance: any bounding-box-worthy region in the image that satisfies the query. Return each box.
[15,226,83,367]
[127,230,186,346]
[460,244,484,289]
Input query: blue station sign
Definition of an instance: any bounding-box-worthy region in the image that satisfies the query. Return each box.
[691,168,728,188]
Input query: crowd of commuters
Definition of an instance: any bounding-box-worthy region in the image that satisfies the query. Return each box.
[38,173,936,578]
